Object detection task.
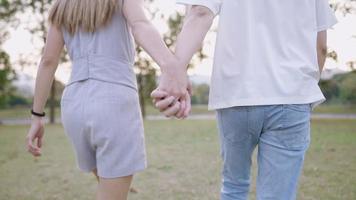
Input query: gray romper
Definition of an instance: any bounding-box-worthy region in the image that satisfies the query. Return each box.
[60,4,147,178]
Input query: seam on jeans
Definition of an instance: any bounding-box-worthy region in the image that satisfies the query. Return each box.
[284,104,310,113]
[260,106,267,137]
[247,107,251,137]
[280,105,311,149]
[309,103,313,113]
[216,110,225,158]
[217,110,225,137]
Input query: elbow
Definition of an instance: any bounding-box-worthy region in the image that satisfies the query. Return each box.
[189,6,215,25]
[39,57,59,69]
[318,45,328,57]
[129,19,151,37]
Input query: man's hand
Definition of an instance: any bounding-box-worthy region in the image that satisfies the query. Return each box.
[26,116,45,157]
[151,81,192,119]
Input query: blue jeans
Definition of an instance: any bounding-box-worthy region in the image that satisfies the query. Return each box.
[216,104,312,200]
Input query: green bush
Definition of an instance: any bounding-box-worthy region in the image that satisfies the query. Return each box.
[338,71,356,104]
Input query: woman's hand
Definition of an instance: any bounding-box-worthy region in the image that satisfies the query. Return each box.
[26,116,45,157]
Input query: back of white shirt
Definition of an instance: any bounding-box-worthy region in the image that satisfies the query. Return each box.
[177,0,337,110]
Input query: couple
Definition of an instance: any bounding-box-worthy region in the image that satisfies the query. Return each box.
[26,0,337,199]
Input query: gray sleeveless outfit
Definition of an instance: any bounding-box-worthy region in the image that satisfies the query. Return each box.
[60,6,147,178]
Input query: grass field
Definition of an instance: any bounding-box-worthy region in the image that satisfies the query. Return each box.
[1,104,356,120]
[1,119,356,200]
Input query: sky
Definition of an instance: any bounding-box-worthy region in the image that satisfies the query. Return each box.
[3,0,356,86]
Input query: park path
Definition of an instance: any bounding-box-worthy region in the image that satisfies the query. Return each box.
[147,113,356,120]
[1,113,356,125]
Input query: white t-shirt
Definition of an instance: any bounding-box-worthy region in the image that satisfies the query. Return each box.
[176,0,337,110]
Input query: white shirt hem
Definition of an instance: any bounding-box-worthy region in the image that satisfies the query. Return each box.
[208,95,326,110]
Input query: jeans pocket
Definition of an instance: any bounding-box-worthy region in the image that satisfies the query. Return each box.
[217,108,250,144]
[283,104,311,112]
[277,105,311,150]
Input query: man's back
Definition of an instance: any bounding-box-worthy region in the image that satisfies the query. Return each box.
[178,0,337,110]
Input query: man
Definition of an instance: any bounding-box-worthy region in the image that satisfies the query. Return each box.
[152,0,337,199]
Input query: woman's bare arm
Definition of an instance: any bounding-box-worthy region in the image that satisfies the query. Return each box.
[32,26,64,114]
[27,25,64,157]
[123,0,188,101]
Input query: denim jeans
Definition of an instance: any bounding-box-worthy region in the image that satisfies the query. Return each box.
[216,104,312,200]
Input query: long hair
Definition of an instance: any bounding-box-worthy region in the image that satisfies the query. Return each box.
[48,0,119,34]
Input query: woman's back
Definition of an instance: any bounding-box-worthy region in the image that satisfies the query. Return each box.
[62,6,137,89]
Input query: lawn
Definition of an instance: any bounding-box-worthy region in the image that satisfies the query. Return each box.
[0,119,355,200]
[1,104,356,121]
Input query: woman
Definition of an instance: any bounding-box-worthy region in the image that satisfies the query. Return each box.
[25,0,190,199]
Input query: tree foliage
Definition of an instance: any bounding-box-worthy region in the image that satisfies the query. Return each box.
[0,0,65,122]
[0,0,19,108]
[338,71,356,104]
[190,83,209,105]
[320,71,356,104]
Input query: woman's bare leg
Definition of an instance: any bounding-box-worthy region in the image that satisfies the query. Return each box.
[93,169,99,182]
[96,175,133,200]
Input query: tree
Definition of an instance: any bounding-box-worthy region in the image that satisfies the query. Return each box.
[27,0,58,123]
[0,0,56,119]
[1,0,65,123]
[133,0,158,118]
[0,51,17,108]
[330,0,356,14]
[319,79,340,102]
[2,1,209,118]
[135,47,157,118]
[327,1,356,69]
[164,12,207,68]
[0,0,19,108]
[338,71,356,104]
[190,83,209,105]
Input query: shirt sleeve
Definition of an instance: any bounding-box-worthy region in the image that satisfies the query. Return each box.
[316,0,338,31]
[176,0,222,16]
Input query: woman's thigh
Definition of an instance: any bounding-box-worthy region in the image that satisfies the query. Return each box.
[96,175,133,200]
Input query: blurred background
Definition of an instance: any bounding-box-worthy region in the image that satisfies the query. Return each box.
[0,0,355,199]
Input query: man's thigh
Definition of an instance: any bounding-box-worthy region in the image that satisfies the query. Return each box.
[216,106,263,199]
[257,104,311,200]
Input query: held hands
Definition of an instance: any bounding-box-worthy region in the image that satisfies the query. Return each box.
[151,87,192,119]
[151,58,192,119]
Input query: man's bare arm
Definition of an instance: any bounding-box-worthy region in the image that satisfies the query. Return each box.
[317,31,327,73]
[175,5,215,68]
[151,5,215,118]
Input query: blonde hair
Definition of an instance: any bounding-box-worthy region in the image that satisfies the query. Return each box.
[48,0,119,34]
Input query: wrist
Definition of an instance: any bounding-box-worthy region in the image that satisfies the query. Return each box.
[160,57,187,74]
[31,115,45,124]
[31,109,46,117]
[160,56,177,73]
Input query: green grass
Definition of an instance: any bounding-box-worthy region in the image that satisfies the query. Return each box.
[2,104,355,121]
[145,104,214,116]
[313,104,356,114]
[0,107,61,119]
[1,119,356,199]
[0,105,213,120]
